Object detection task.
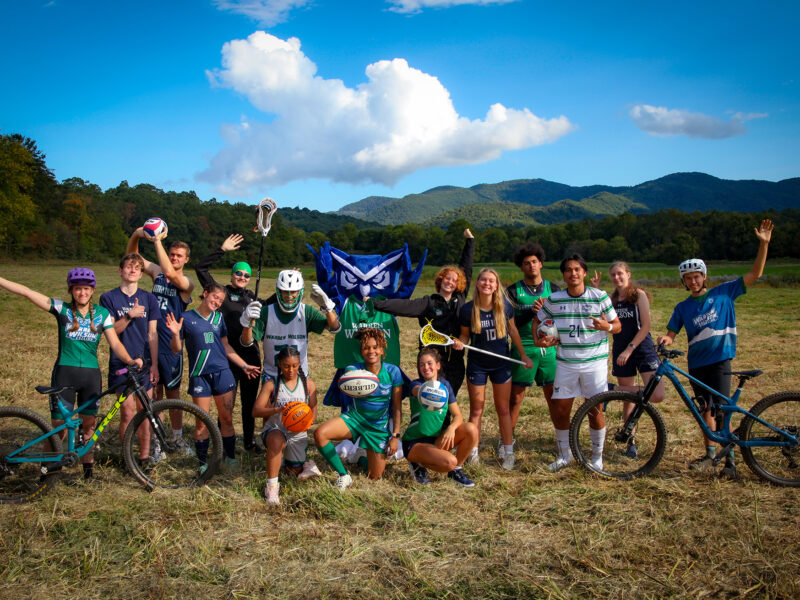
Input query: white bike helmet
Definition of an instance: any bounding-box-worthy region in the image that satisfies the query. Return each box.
[678,258,707,278]
[276,270,304,313]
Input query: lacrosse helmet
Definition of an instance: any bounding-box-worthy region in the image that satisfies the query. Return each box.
[276,270,304,313]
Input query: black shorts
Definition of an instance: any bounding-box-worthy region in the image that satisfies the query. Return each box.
[50,365,102,418]
[402,436,438,459]
[689,359,732,410]
[612,342,661,378]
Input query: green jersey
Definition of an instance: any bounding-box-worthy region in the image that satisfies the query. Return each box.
[403,378,456,440]
[507,279,556,345]
[334,297,400,369]
[49,299,113,369]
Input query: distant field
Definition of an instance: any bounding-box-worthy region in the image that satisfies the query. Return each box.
[0,262,799,599]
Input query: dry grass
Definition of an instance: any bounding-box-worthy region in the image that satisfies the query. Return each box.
[0,262,799,599]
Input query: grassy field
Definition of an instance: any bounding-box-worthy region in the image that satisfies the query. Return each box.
[0,261,799,599]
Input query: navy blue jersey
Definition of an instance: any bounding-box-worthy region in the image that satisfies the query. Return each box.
[180,309,230,376]
[152,272,189,352]
[100,287,161,370]
[459,299,514,370]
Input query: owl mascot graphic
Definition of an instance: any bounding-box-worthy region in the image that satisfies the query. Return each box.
[307,242,427,410]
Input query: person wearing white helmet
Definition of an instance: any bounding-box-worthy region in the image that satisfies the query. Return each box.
[657,219,774,479]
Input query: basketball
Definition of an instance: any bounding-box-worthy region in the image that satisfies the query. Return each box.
[281,401,313,433]
[418,380,448,411]
[537,319,558,339]
[142,217,168,240]
[339,369,380,397]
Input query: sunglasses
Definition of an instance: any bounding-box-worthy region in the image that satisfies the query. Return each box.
[234,271,251,279]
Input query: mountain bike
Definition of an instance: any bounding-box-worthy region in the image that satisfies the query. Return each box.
[0,366,223,503]
[569,345,800,486]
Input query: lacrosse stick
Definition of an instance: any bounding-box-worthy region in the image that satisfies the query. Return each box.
[419,323,526,366]
[252,198,278,325]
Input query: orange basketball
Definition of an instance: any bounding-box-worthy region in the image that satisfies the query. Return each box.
[281,401,313,433]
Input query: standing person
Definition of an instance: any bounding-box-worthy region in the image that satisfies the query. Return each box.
[591,262,665,458]
[165,283,261,468]
[534,254,621,472]
[99,254,161,464]
[313,328,403,490]
[404,348,478,487]
[0,269,143,479]
[505,242,561,460]
[127,227,194,450]
[252,347,319,505]
[457,268,532,470]
[373,229,475,395]
[657,219,774,479]
[195,233,262,453]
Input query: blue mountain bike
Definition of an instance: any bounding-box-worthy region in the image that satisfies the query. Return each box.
[0,366,222,503]
[569,345,800,486]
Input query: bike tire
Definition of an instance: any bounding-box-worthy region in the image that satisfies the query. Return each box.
[569,391,668,480]
[739,391,800,487]
[0,406,63,503]
[123,399,223,490]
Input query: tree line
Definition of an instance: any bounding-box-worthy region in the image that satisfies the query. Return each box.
[2,134,798,268]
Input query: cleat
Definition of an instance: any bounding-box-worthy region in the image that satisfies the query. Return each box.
[407,462,430,485]
[589,455,603,471]
[297,460,321,481]
[501,453,515,471]
[447,468,475,488]
[334,473,353,491]
[689,456,715,472]
[548,456,573,472]
[625,443,638,459]
[496,441,505,459]
[223,456,239,469]
[173,437,195,457]
[265,481,280,504]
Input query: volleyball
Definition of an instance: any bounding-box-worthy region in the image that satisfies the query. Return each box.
[142,217,167,240]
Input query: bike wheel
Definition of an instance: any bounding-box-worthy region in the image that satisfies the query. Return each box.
[569,391,668,480]
[0,406,63,503]
[123,399,223,490]
[740,391,800,487]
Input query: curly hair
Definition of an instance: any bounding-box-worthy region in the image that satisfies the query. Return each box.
[355,327,388,354]
[514,242,545,267]
[434,266,467,294]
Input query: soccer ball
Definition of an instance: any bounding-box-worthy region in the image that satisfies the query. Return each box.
[418,380,448,411]
[142,217,167,240]
[537,319,559,339]
[339,369,380,398]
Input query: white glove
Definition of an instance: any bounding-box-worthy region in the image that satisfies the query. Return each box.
[239,301,262,328]
[310,284,335,313]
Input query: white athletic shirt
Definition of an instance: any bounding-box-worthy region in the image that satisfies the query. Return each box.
[262,377,308,432]
[261,304,310,380]
[537,287,617,364]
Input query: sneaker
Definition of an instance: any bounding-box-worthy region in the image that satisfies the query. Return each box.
[718,462,739,480]
[547,456,573,472]
[689,456,715,472]
[589,455,603,471]
[496,440,505,459]
[466,446,480,465]
[298,460,321,481]
[334,473,353,491]
[501,453,515,471]
[198,463,209,477]
[151,438,164,463]
[447,468,475,488]
[408,462,430,485]
[173,437,196,457]
[265,481,280,504]
[141,457,156,475]
[625,443,638,459]
[223,456,239,469]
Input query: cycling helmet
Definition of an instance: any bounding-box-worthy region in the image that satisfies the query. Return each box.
[66,268,97,288]
[678,258,707,278]
[276,270,304,313]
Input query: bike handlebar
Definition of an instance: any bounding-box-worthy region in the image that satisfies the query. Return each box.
[656,343,684,360]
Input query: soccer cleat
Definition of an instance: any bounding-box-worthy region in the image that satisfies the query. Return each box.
[547,456,573,472]
[447,468,475,488]
[689,456,715,472]
[589,455,603,471]
[466,446,480,465]
[265,481,280,505]
[298,460,322,481]
[408,462,431,485]
[334,473,353,491]
[501,453,515,471]
[625,443,638,459]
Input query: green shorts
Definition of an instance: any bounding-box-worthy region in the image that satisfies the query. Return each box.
[511,343,556,387]
[341,410,390,454]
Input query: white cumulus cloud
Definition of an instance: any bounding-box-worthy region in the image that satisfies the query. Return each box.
[212,0,311,27]
[629,104,766,139]
[200,32,574,192]
[387,0,519,13]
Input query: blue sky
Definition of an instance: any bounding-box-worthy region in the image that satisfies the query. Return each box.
[2,0,798,212]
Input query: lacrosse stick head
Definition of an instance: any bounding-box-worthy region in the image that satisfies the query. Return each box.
[419,323,453,347]
[257,198,278,237]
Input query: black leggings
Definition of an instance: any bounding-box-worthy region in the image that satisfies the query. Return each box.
[230,361,261,448]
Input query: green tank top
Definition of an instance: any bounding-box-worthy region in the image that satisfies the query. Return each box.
[508,279,553,344]
[334,297,400,369]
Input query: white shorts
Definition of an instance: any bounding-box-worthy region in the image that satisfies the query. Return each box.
[551,360,608,400]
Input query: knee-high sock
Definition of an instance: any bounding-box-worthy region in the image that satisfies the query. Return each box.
[318,441,348,475]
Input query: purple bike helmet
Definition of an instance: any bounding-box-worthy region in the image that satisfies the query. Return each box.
[66,268,97,288]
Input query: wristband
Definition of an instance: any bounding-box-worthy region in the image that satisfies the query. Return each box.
[124,313,132,321]
[628,343,635,348]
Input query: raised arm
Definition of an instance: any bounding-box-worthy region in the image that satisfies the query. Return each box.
[195,234,244,289]
[0,276,51,311]
[743,219,773,287]
[126,228,159,279]
[460,229,475,290]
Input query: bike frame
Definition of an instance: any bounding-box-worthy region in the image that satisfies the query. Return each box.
[637,357,798,449]
[6,373,157,465]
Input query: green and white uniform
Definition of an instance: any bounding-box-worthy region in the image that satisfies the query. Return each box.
[507,280,558,386]
[334,297,400,369]
[340,361,403,453]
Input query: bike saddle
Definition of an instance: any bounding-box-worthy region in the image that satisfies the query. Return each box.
[728,370,763,380]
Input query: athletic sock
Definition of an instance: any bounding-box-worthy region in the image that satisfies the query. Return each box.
[590,427,606,459]
[267,477,278,485]
[503,444,514,456]
[318,441,348,475]
[555,429,571,459]
[222,435,236,460]
[725,449,736,466]
[706,445,716,459]
[195,438,210,464]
